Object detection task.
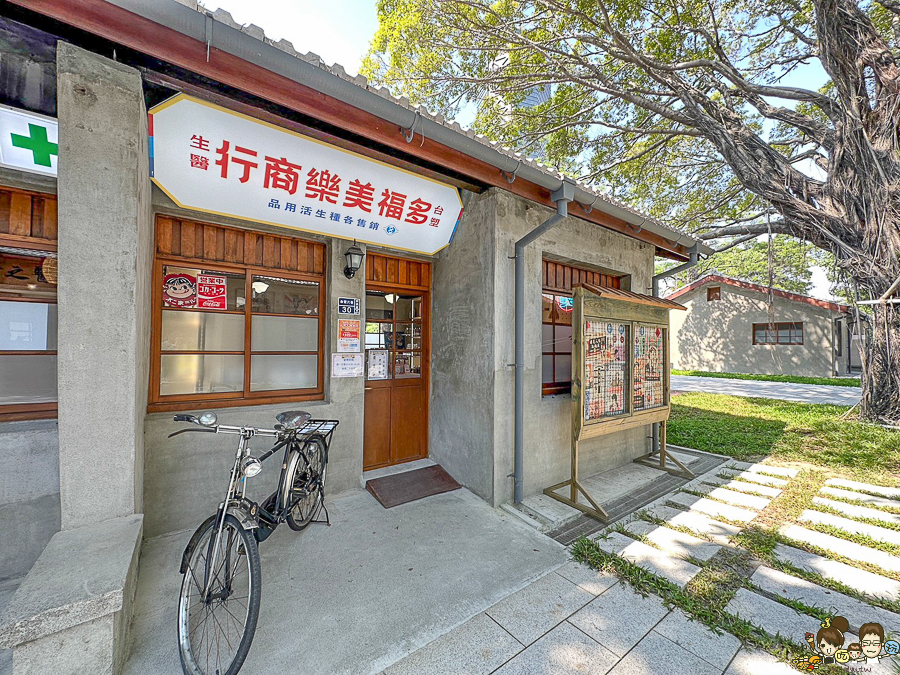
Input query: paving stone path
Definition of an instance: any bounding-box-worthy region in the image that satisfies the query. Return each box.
[383,464,900,674]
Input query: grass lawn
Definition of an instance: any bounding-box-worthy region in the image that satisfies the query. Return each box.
[668,392,900,483]
[671,369,860,387]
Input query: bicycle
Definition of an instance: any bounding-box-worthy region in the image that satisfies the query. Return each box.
[169,410,339,675]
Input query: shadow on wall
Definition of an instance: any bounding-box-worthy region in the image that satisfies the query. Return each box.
[675,305,827,377]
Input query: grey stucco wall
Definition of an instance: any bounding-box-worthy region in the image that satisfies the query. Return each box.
[56,43,152,529]
[429,191,497,502]
[491,191,655,503]
[432,189,653,507]
[142,240,367,538]
[670,283,839,377]
[0,421,60,581]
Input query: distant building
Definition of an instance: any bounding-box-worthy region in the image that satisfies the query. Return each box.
[666,274,864,378]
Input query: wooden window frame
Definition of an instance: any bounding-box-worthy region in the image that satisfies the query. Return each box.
[707,286,721,301]
[542,292,574,396]
[0,187,58,422]
[149,218,327,413]
[752,321,804,346]
[541,260,622,397]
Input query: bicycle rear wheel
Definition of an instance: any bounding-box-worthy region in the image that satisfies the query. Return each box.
[285,437,326,531]
[177,513,261,675]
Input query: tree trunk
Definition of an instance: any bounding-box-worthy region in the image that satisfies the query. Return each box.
[860,301,900,424]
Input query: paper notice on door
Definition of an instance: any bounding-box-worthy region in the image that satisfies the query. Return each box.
[332,352,363,378]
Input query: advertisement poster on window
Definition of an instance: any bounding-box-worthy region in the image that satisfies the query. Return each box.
[331,352,363,378]
[162,272,197,308]
[197,274,227,310]
[337,318,361,352]
[367,349,390,380]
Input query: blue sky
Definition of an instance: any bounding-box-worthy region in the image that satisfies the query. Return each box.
[204,1,837,299]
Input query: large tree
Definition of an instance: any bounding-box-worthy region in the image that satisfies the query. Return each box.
[364,0,900,422]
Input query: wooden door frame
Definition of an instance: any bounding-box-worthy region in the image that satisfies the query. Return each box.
[363,254,432,470]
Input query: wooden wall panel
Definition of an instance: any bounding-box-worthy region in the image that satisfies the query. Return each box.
[155,216,325,276]
[366,252,431,290]
[543,259,621,294]
[0,187,58,246]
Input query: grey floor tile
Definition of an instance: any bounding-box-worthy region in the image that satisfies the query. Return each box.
[820,486,900,510]
[653,610,740,670]
[491,621,618,675]
[825,478,900,500]
[812,496,900,526]
[383,613,522,675]
[607,630,720,675]
[779,525,900,574]
[772,543,900,602]
[554,562,619,597]
[799,509,900,546]
[486,572,594,646]
[568,582,669,656]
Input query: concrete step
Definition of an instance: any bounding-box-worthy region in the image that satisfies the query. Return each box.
[668,492,758,523]
[499,504,546,532]
[751,565,900,635]
[703,477,781,499]
[727,462,799,478]
[700,487,771,511]
[516,493,580,532]
[799,509,900,547]
[771,543,900,602]
[820,486,900,511]
[623,522,721,562]
[644,505,742,545]
[719,470,788,488]
[725,587,853,647]
[779,524,900,575]
[812,496,900,526]
[825,478,900,500]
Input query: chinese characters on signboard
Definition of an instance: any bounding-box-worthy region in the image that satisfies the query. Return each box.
[337,318,361,353]
[583,321,628,421]
[150,95,464,255]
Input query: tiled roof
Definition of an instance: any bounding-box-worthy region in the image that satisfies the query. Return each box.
[665,273,853,314]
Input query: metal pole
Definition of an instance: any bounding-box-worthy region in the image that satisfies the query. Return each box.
[650,244,700,453]
[514,182,573,503]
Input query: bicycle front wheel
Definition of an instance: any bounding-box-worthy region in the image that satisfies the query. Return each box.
[285,437,326,531]
[177,513,261,675]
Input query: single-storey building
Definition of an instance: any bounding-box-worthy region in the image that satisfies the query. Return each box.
[667,273,863,378]
[0,1,709,671]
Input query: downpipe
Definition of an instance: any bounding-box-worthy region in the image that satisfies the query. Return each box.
[650,243,701,453]
[514,181,575,503]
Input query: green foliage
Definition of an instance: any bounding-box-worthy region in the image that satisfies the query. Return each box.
[668,393,900,482]
[658,235,824,294]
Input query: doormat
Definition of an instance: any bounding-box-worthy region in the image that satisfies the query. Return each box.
[366,464,461,508]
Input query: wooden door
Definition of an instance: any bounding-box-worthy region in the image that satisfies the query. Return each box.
[363,256,430,470]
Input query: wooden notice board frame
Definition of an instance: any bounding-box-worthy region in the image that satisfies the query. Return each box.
[543,283,689,522]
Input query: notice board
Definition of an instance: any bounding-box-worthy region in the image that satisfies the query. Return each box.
[572,284,683,443]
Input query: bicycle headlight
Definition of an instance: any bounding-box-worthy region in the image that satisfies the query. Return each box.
[241,456,262,478]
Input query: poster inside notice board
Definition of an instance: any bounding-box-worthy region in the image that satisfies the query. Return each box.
[633,324,665,412]
[583,320,629,421]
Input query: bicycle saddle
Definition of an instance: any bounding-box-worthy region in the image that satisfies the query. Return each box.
[275,410,311,429]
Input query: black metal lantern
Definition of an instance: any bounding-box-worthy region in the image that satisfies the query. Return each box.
[343,241,364,279]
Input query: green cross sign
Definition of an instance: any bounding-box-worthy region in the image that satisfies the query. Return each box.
[11,123,58,167]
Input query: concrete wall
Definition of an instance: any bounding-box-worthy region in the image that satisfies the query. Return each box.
[491,191,654,503]
[56,43,152,529]
[430,189,653,506]
[430,191,497,502]
[142,236,368,538]
[670,283,839,378]
[0,421,60,581]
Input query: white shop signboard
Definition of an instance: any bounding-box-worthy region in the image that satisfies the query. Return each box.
[0,104,58,177]
[150,94,464,255]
